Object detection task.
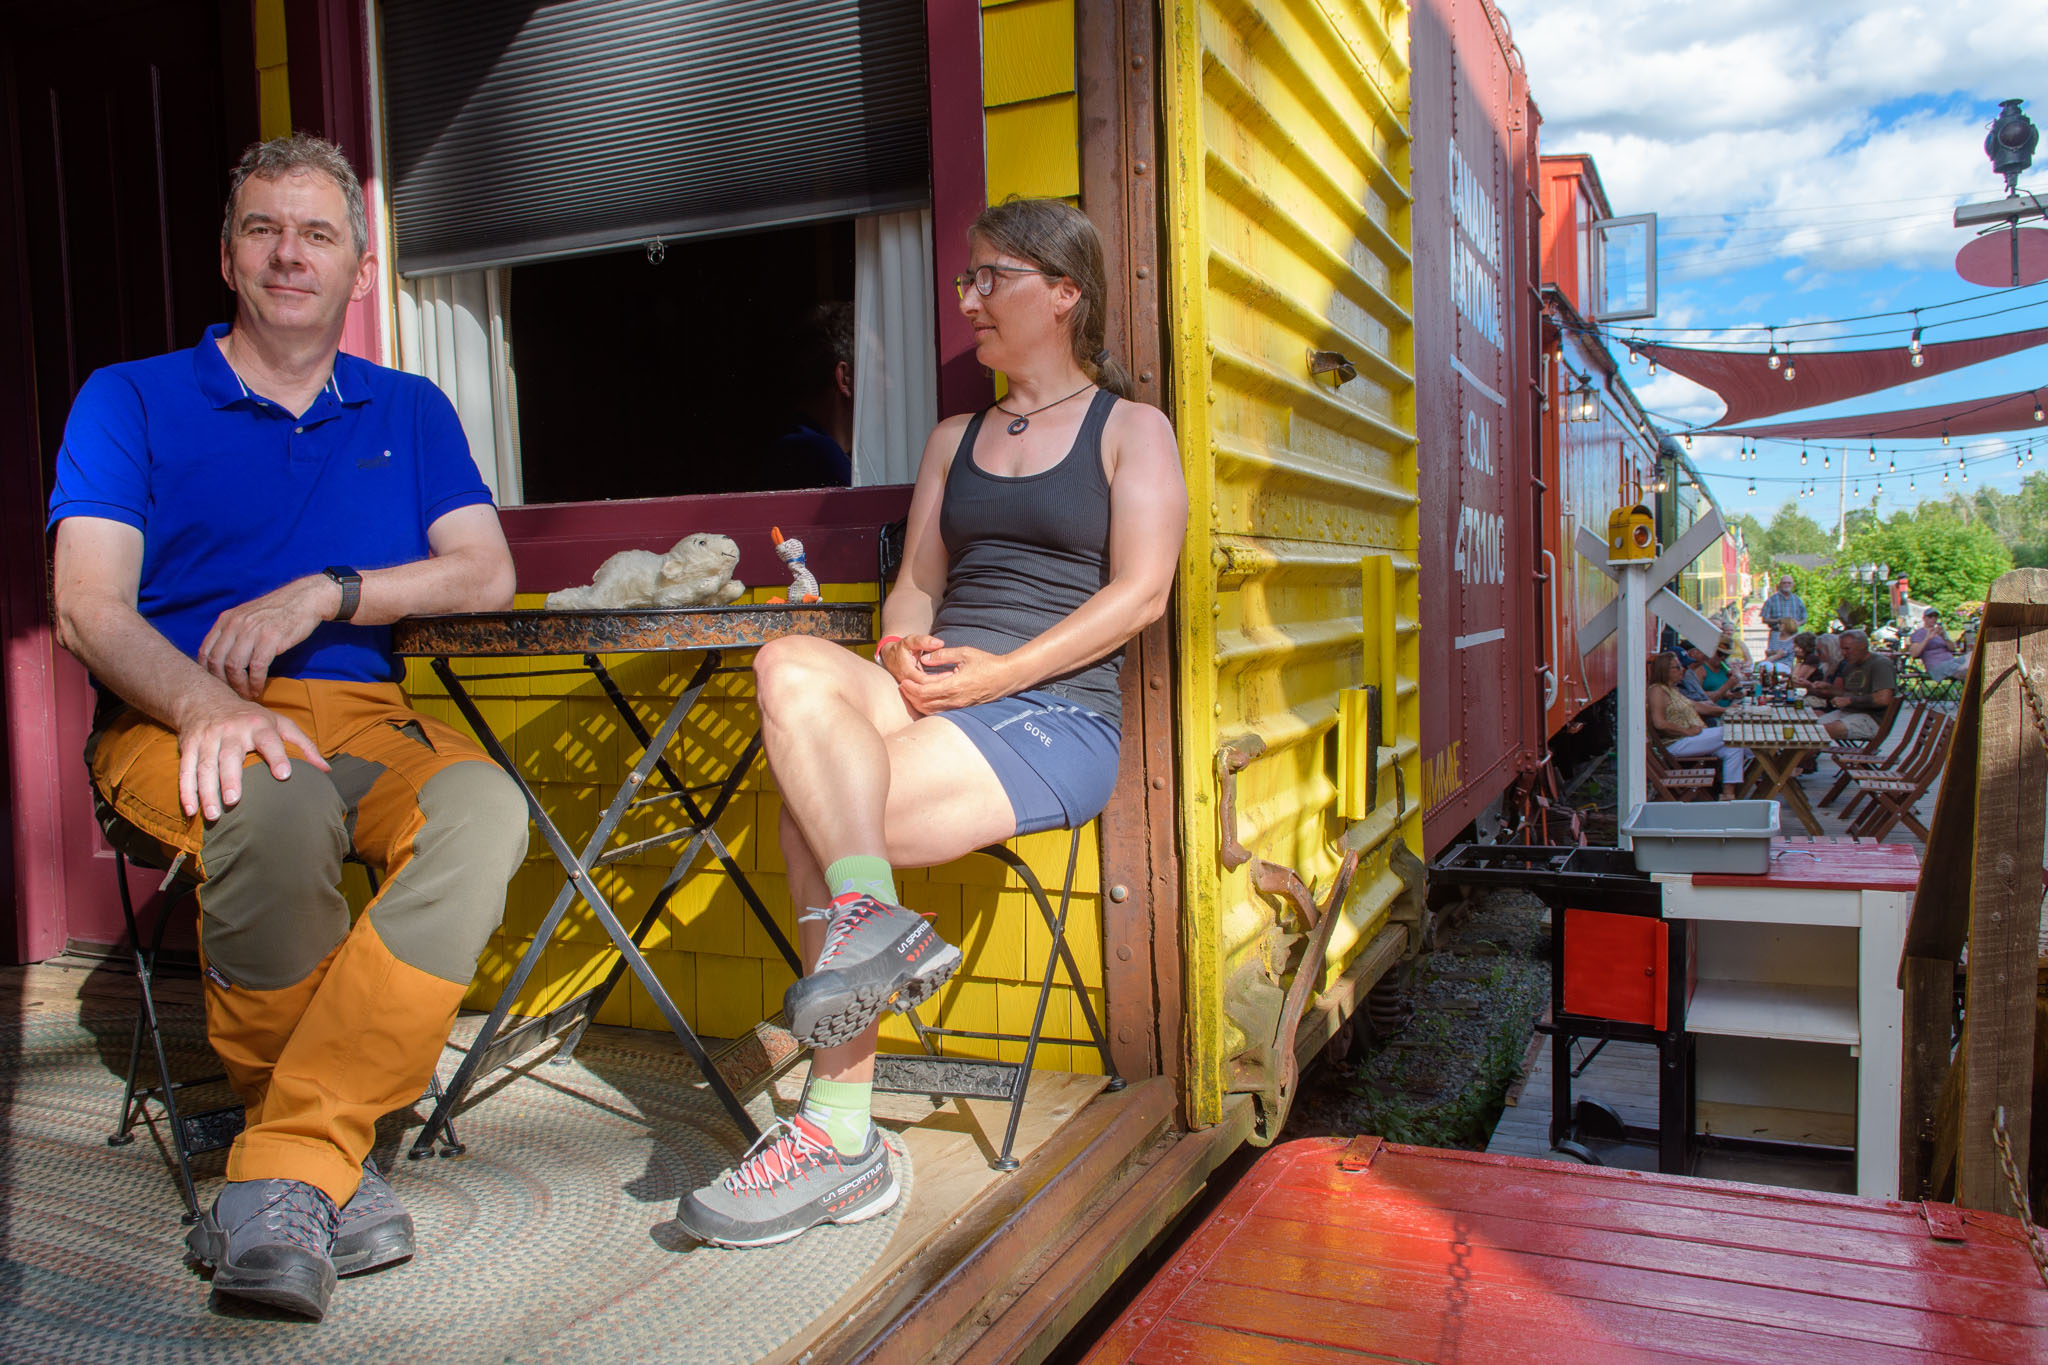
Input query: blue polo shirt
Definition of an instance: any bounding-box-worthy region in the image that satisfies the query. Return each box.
[47,323,493,683]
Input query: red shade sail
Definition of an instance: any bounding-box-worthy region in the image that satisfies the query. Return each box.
[1635,326,2048,427]
[1708,384,2048,441]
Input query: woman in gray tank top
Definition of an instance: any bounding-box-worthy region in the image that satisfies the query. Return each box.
[676,199,1188,1250]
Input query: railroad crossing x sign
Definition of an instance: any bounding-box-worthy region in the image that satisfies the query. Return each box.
[1575,507,1725,658]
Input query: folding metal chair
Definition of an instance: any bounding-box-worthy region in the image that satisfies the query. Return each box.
[869,830,1124,1170]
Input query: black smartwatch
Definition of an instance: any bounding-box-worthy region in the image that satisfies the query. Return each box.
[323,566,363,622]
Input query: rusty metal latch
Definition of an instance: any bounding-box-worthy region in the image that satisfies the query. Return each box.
[1309,349,1358,385]
[1218,733,1364,1143]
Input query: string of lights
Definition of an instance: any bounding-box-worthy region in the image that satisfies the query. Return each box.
[1714,432,2044,498]
[1581,295,2048,356]
[1567,277,2048,339]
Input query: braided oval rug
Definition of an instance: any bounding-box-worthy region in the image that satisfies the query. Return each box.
[0,1000,909,1364]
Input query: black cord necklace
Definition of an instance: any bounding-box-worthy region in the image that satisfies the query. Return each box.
[994,382,1095,436]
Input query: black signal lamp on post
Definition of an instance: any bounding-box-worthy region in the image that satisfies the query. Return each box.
[1988,99,2039,195]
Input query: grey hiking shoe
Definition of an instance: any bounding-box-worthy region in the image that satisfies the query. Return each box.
[185,1177,339,1319]
[332,1159,415,1276]
[783,894,962,1048]
[675,1115,896,1248]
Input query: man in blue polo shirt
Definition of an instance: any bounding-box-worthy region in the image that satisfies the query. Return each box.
[48,135,528,1320]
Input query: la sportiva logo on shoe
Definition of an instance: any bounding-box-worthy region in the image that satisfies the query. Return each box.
[898,923,934,962]
[825,1169,885,1212]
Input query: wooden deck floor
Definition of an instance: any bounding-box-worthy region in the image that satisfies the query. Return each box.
[1083,1138,2047,1364]
[0,958,1181,1364]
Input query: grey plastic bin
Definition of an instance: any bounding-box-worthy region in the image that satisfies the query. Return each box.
[1622,800,1780,875]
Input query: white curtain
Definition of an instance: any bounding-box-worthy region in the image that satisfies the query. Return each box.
[395,271,524,506]
[851,209,938,486]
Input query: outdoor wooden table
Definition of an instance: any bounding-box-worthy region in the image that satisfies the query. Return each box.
[391,602,873,1154]
[1722,703,1833,836]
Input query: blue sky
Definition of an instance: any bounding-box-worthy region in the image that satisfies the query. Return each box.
[1501,0,2048,527]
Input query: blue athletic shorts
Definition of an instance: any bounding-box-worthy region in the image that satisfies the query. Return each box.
[939,689,1122,835]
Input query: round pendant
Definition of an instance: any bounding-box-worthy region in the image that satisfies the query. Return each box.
[1006,416,1029,436]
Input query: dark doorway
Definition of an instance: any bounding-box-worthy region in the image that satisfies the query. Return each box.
[0,0,256,960]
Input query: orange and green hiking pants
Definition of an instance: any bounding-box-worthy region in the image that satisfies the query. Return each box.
[88,679,528,1207]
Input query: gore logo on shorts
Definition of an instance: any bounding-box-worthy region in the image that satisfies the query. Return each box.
[1020,721,1053,747]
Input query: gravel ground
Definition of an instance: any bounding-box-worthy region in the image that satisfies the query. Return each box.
[1287,887,1553,1150]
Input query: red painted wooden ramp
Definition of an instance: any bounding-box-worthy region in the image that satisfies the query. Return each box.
[1084,1138,2047,1363]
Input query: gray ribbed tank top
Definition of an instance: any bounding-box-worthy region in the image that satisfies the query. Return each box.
[930,388,1122,725]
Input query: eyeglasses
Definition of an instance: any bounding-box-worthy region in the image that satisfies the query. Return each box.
[953,263,1060,299]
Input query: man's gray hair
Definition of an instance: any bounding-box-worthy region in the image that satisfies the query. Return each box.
[221,134,368,258]
[1840,629,1869,646]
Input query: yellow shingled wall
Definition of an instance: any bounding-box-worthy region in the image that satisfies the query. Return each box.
[252,0,292,139]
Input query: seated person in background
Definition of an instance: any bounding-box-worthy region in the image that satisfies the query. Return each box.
[1700,631,1747,693]
[1787,632,1822,686]
[1760,621,1798,674]
[1675,643,1730,717]
[46,136,530,1319]
[1647,652,1748,798]
[675,196,1188,1249]
[1907,608,1967,681]
[761,301,856,487]
[1806,628,1896,743]
[1814,631,1844,677]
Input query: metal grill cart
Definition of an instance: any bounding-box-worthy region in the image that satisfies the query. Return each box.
[392,603,874,1155]
[1432,845,1693,1173]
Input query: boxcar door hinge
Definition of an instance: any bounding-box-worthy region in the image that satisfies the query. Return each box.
[1337,1134,1385,1171]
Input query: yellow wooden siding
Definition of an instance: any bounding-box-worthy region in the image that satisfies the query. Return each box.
[981,0,1076,107]
[982,0,1079,204]
[1162,0,1419,1129]
[253,0,291,140]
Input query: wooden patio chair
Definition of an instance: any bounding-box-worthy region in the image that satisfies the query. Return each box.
[1817,702,1935,808]
[1819,694,1902,762]
[1834,707,1951,827]
[1648,735,1719,801]
[1845,713,1954,842]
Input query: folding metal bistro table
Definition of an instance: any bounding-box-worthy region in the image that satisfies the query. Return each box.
[390,603,873,1156]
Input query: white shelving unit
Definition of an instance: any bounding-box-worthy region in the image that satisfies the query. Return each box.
[1654,840,1917,1200]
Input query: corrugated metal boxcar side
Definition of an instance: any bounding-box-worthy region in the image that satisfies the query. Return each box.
[1411,0,1543,854]
[1161,0,1423,1132]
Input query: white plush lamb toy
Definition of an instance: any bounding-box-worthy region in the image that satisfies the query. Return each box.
[543,533,745,610]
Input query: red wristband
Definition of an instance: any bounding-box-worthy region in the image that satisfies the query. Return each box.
[876,635,903,654]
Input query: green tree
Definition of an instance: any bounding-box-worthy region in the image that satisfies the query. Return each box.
[1728,511,1767,556]
[1764,504,1830,556]
[1853,515,2011,615]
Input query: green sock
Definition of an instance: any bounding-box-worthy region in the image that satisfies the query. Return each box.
[802,1077,874,1156]
[823,854,897,906]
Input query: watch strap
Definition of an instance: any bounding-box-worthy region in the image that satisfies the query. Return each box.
[324,566,362,623]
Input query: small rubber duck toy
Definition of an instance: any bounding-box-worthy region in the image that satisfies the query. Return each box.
[771,526,821,603]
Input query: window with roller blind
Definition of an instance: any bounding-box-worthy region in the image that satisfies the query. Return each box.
[375,0,937,503]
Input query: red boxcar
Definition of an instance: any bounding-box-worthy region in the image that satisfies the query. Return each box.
[1413,0,1547,855]
[1539,155,1667,741]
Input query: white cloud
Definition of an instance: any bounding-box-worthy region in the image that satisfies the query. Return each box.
[1502,0,2048,276]
[1505,1,2048,137]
